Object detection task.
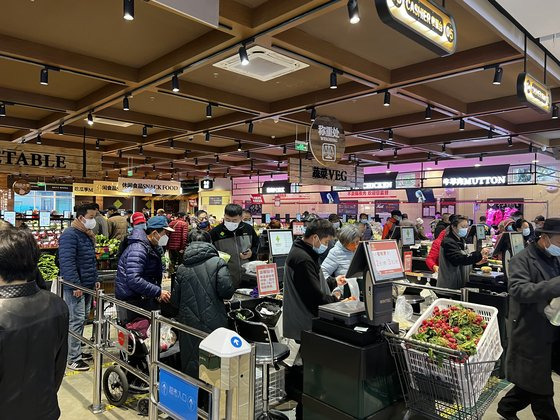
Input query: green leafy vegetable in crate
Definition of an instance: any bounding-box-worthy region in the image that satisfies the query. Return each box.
[38,253,59,281]
[95,235,121,256]
[411,305,487,358]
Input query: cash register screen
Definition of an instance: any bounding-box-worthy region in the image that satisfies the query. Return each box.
[476,224,487,240]
[268,229,294,256]
[401,227,415,246]
[510,232,525,256]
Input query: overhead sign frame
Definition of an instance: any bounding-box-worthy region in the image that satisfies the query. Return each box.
[309,116,346,166]
[517,72,552,114]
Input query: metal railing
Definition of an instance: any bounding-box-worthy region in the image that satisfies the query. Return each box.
[53,277,254,419]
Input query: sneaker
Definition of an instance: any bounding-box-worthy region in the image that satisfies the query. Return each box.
[81,352,93,361]
[67,360,90,372]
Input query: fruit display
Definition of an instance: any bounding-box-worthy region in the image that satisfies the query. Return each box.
[411,305,487,359]
[38,253,59,281]
[26,219,70,249]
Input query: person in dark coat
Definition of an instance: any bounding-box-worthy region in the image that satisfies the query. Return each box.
[434,212,451,239]
[172,230,235,378]
[115,216,174,323]
[0,225,69,420]
[497,218,560,420]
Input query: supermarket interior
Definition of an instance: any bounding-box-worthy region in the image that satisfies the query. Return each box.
[1,0,560,419]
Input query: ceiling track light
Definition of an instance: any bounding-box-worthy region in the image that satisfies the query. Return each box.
[435,158,439,166]
[0,102,5,117]
[118,150,123,159]
[194,158,198,165]
[205,131,210,142]
[169,138,174,149]
[394,148,398,158]
[139,145,144,155]
[36,134,42,145]
[215,155,219,163]
[387,162,391,170]
[123,0,134,21]
[424,105,432,120]
[283,145,287,154]
[123,95,130,111]
[383,91,391,107]
[245,150,250,158]
[529,142,533,153]
[171,73,180,92]
[310,107,317,122]
[442,143,447,152]
[507,136,513,147]
[238,45,249,66]
[427,152,432,160]
[144,157,149,164]
[184,149,189,158]
[488,129,493,139]
[459,118,465,131]
[57,123,64,135]
[95,139,100,150]
[142,125,148,138]
[247,121,254,133]
[237,141,242,152]
[347,0,360,24]
[380,141,385,151]
[330,70,338,89]
[553,104,559,119]
[206,103,212,118]
[40,67,49,86]
[388,128,393,140]
[277,162,281,170]
[87,112,94,126]
[492,66,503,85]
[479,154,484,162]
[170,162,174,169]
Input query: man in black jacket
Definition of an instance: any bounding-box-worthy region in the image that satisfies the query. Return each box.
[0,226,69,420]
[210,204,259,288]
[434,212,451,239]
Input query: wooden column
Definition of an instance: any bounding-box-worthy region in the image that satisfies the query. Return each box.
[0,174,14,211]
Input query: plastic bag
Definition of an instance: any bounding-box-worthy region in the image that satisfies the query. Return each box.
[545,297,560,326]
[147,324,177,351]
[242,260,268,274]
[394,295,413,323]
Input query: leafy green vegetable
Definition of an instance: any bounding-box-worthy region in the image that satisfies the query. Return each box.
[38,253,59,281]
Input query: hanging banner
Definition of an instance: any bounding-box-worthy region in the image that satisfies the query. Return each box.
[309,116,346,166]
[375,0,457,56]
[442,165,510,187]
[94,181,122,196]
[288,158,363,188]
[517,72,552,114]
[0,142,102,177]
[118,178,182,195]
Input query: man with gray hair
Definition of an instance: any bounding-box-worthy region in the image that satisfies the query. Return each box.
[321,224,360,287]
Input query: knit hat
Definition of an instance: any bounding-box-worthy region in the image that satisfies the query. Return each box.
[131,212,146,226]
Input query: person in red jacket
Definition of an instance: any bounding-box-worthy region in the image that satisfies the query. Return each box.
[168,212,189,281]
[426,227,448,272]
[382,210,402,239]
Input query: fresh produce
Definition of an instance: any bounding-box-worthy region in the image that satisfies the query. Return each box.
[38,253,59,281]
[95,235,121,257]
[411,305,487,359]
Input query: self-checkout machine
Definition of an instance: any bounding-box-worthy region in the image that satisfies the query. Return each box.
[301,240,405,419]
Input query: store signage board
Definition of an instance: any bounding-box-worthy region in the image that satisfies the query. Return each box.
[12,178,31,195]
[256,263,280,297]
[288,158,364,189]
[39,211,51,227]
[262,180,290,194]
[159,367,198,420]
[200,179,214,190]
[73,183,95,195]
[292,221,306,236]
[250,194,264,204]
[0,142,102,177]
[403,251,413,272]
[3,211,15,225]
[363,172,398,190]
[94,181,122,196]
[517,72,552,114]
[118,178,182,195]
[338,202,359,216]
[309,116,345,166]
[442,165,510,187]
[208,196,223,205]
[375,0,457,56]
[295,140,308,152]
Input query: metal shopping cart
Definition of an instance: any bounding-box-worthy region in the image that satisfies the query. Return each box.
[383,332,503,420]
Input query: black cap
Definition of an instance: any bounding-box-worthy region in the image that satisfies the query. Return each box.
[534,215,545,222]
[391,210,402,217]
[107,205,118,211]
[536,218,560,235]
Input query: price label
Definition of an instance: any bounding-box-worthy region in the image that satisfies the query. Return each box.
[3,211,15,225]
[39,211,51,227]
[292,222,305,236]
[256,263,280,297]
[403,251,413,273]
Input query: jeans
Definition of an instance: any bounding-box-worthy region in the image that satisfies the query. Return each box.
[63,289,93,363]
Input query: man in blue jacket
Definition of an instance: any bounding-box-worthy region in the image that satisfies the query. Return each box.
[59,203,99,372]
[115,216,173,324]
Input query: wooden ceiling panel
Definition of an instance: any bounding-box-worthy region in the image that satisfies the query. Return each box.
[1,104,52,121]
[395,119,479,138]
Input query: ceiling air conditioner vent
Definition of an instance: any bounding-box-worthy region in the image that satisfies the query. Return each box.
[213,46,308,81]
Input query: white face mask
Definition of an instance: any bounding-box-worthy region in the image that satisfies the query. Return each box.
[224,221,239,232]
[244,220,254,226]
[157,233,169,247]
[332,222,340,229]
[83,217,96,230]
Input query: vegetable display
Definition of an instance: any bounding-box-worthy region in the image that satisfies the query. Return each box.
[95,235,121,257]
[38,253,59,281]
[411,305,487,359]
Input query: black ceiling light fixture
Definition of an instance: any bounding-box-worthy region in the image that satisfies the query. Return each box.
[330,69,338,89]
[184,149,189,158]
[310,107,317,122]
[237,140,242,152]
[169,138,174,149]
[487,129,493,139]
[492,66,503,85]
[427,152,432,160]
[95,139,100,150]
[142,125,148,138]
[388,128,393,140]
[507,136,513,147]
[238,44,249,66]
[123,0,134,20]
[383,91,391,107]
[40,67,49,86]
[529,142,533,152]
[435,158,439,166]
[441,143,447,152]
[194,158,198,165]
[347,0,360,24]
[170,161,174,169]
[247,121,254,133]
[459,118,465,131]
[245,150,251,158]
[87,112,94,126]
[0,102,5,117]
[380,140,385,151]
[123,95,130,111]
[393,148,398,158]
[283,145,287,154]
[424,104,432,120]
[139,145,144,155]
[215,154,219,163]
[171,73,180,92]
[553,104,559,119]
[205,131,210,142]
[36,134,42,145]
[479,153,484,162]
[206,103,212,118]
[57,123,64,135]
[118,150,123,159]
[277,161,281,170]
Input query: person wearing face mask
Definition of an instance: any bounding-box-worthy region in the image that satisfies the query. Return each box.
[321,224,360,289]
[382,210,402,239]
[167,212,189,283]
[210,204,259,288]
[358,213,373,240]
[58,203,99,372]
[515,218,535,245]
[534,215,546,231]
[497,218,560,420]
[437,215,489,290]
[115,216,174,324]
[434,212,451,239]
[242,209,254,227]
[195,210,211,232]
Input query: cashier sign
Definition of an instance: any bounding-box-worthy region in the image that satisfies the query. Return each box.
[256,263,280,297]
[368,241,404,281]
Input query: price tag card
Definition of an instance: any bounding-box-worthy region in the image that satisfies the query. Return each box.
[256,263,280,297]
[403,251,413,273]
[292,222,305,236]
[367,241,404,282]
[3,211,15,225]
[39,211,51,227]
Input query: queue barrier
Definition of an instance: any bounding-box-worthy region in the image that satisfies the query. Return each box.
[53,277,256,419]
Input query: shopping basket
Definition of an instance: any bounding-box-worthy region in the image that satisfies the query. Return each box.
[384,332,502,420]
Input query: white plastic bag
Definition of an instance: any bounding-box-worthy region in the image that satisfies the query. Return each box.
[394,295,413,323]
[545,297,560,326]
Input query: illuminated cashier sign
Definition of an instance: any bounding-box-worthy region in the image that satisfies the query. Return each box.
[442,165,510,187]
[200,179,214,190]
[262,181,291,194]
[517,72,552,114]
[363,172,398,190]
[376,0,457,56]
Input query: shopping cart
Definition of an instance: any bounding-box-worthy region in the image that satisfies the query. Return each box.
[383,332,502,420]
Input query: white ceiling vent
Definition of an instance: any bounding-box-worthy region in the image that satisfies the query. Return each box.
[213,46,309,81]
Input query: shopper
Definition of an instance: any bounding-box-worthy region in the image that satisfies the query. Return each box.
[515,218,535,245]
[382,209,402,239]
[210,204,259,288]
[426,226,448,272]
[437,215,489,289]
[358,213,373,240]
[59,203,98,372]
[157,208,166,216]
[430,212,442,235]
[115,216,173,323]
[321,224,360,287]
[91,202,109,237]
[415,218,429,240]
[497,218,560,420]
[106,206,129,241]
[172,230,235,378]
[0,226,69,420]
[399,213,415,227]
[242,209,253,226]
[257,219,282,260]
[117,212,147,258]
[194,210,211,232]
[534,215,546,230]
[168,212,189,282]
[434,212,451,238]
[328,213,341,230]
[479,215,491,236]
